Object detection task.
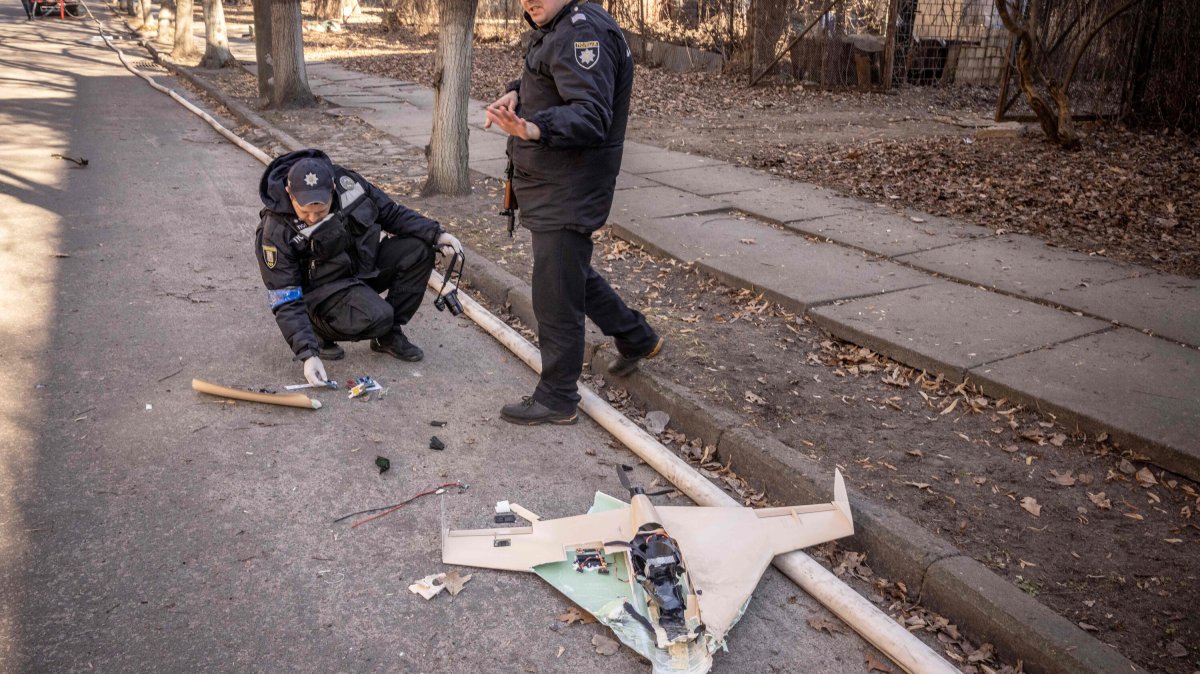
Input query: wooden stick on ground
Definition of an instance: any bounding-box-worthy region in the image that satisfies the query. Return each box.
[192,378,322,410]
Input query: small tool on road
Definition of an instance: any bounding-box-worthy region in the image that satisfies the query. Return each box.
[284,380,339,391]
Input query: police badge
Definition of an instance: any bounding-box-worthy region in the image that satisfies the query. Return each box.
[574,40,600,70]
[262,244,278,269]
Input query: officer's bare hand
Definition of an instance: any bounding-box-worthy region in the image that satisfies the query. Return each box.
[485,105,541,142]
[303,356,328,386]
[483,91,518,128]
[436,232,463,257]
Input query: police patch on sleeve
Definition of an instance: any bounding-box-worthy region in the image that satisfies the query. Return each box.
[574,40,600,70]
[262,244,278,269]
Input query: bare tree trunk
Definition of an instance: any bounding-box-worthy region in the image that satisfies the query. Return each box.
[269,0,316,108]
[200,0,236,68]
[748,0,788,75]
[423,0,478,195]
[251,0,273,101]
[157,0,176,44]
[130,0,153,30]
[995,0,1143,149]
[138,0,155,30]
[173,0,199,61]
[314,0,358,21]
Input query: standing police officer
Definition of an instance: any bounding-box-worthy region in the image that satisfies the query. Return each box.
[255,149,462,386]
[486,0,663,425]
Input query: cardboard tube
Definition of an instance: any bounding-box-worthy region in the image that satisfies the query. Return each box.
[192,378,322,410]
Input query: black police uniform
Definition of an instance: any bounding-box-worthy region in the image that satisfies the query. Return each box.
[255,149,441,362]
[508,0,658,413]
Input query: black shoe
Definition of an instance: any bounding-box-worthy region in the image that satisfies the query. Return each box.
[608,336,664,377]
[370,332,423,362]
[500,397,578,426]
[318,339,345,361]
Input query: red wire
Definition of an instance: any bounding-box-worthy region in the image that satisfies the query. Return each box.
[351,481,465,529]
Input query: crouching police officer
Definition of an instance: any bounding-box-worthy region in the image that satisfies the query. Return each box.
[255,149,462,386]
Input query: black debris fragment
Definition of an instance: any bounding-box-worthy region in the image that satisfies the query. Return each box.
[375,456,390,474]
[429,436,446,451]
[430,420,448,427]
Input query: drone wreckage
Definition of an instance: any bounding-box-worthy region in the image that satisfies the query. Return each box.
[442,465,854,673]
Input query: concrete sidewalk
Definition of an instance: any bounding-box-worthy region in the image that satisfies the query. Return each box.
[265,45,1200,484]
[147,24,1173,674]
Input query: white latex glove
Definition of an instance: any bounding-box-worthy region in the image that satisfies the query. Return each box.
[303,356,327,386]
[436,232,463,257]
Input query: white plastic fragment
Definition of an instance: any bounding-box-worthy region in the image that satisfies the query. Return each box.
[408,573,447,600]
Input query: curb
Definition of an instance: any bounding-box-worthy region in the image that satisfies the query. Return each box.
[164,63,1142,674]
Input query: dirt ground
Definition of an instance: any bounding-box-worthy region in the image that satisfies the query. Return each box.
[175,10,1199,673]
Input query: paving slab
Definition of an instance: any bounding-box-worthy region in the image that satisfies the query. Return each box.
[399,133,431,147]
[392,88,435,109]
[304,65,370,81]
[622,140,668,155]
[615,171,657,190]
[310,82,375,97]
[789,209,993,257]
[810,281,1112,381]
[342,76,412,90]
[898,234,1141,305]
[357,108,431,137]
[615,214,932,312]
[714,185,865,224]
[321,94,403,106]
[619,149,726,175]
[1050,272,1200,347]
[469,157,508,180]
[641,163,782,196]
[969,328,1200,481]
[467,131,510,162]
[610,185,724,222]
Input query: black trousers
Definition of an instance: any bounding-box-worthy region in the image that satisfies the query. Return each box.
[531,229,657,413]
[308,235,435,343]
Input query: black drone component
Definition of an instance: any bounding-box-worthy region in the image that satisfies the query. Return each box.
[434,251,465,316]
[616,464,676,497]
[631,529,688,627]
[494,512,516,524]
[622,601,657,637]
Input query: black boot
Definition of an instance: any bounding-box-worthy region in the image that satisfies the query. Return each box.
[500,397,578,426]
[370,330,423,362]
[608,336,665,377]
[318,338,345,361]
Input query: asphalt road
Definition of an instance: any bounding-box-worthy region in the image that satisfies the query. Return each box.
[0,5,890,672]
